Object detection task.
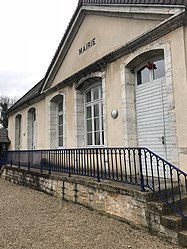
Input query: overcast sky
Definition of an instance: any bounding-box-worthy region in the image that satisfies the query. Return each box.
[0,0,78,98]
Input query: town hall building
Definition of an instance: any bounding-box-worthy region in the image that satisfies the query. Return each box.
[7,0,187,175]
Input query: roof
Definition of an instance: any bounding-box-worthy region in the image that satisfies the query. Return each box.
[0,129,10,144]
[79,0,187,5]
[7,79,44,114]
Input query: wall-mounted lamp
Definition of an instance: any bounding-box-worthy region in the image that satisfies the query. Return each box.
[111,109,118,119]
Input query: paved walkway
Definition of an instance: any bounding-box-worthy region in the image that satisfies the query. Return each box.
[0,178,182,249]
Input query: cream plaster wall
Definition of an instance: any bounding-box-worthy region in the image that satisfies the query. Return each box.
[8,115,16,150]
[171,26,187,172]
[170,27,187,150]
[103,28,187,170]
[51,14,160,87]
[105,59,124,147]
[36,100,48,149]
[8,100,47,150]
[63,85,75,148]
[44,85,75,149]
[8,108,28,150]
[8,85,76,151]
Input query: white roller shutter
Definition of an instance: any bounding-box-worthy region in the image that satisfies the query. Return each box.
[136,79,170,176]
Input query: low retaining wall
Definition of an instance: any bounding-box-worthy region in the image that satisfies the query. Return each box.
[1,166,152,227]
[1,166,181,246]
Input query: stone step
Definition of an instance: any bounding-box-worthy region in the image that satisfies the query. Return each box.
[147,200,171,215]
[149,184,180,201]
[147,194,187,215]
[160,187,182,199]
[178,230,187,247]
[170,195,187,213]
[160,214,185,231]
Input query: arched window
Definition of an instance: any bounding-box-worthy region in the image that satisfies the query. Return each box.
[27,108,36,150]
[15,114,22,150]
[58,98,64,147]
[75,75,105,147]
[85,85,104,146]
[49,95,64,148]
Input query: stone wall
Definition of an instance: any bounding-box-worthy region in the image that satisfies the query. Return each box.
[1,166,181,246]
[1,166,151,227]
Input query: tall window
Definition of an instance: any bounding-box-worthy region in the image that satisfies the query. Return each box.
[85,85,104,146]
[15,114,22,150]
[28,108,36,150]
[50,95,64,148]
[58,99,63,147]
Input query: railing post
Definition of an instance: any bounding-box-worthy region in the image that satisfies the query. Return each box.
[48,150,51,174]
[0,151,6,168]
[96,149,100,182]
[138,148,146,192]
[0,152,3,168]
[68,149,71,177]
[28,152,30,171]
[40,151,43,173]
[18,150,21,169]
[10,152,13,167]
[5,151,8,166]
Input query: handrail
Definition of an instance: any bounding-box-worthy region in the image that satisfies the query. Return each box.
[1,147,187,219]
[139,147,187,219]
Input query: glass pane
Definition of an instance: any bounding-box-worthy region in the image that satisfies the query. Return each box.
[86,90,91,103]
[101,103,103,116]
[137,66,149,85]
[153,59,165,80]
[100,86,103,98]
[94,104,99,117]
[94,132,100,145]
[93,86,99,100]
[87,133,92,145]
[58,101,63,112]
[86,106,92,119]
[102,131,104,145]
[59,125,63,136]
[33,112,36,121]
[87,120,92,132]
[94,118,99,131]
[59,115,63,125]
[59,137,63,147]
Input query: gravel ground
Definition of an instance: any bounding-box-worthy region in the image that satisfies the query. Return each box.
[0,178,183,249]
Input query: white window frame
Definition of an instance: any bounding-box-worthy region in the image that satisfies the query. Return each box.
[85,84,104,147]
[15,114,22,150]
[27,107,37,150]
[136,56,165,86]
[58,97,64,148]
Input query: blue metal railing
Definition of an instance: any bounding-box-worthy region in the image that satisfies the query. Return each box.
[1,147,187,219]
